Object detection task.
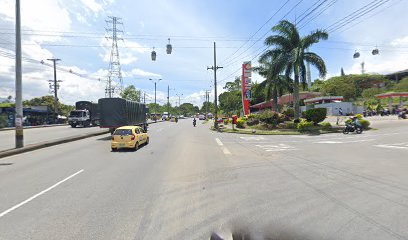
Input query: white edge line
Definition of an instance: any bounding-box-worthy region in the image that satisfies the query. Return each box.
[0,169,84,218]
[215,138,223,146]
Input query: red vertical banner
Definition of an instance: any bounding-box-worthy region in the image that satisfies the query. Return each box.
[241,61,251,115]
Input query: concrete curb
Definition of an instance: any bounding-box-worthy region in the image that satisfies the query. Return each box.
[0,130,109,159]
[0,124,68,131]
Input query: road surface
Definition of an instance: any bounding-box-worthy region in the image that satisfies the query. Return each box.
[1,119,408,239]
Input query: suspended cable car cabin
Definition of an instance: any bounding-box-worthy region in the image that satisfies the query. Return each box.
[151,47,156,61]
[372,47,379,55]
[166,38,172,54]
[353,51,360,59]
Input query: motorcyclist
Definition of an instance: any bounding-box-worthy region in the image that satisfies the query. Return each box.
[351,116,362,128]
[193,118,196,126]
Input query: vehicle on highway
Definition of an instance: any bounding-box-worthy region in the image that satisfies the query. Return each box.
[198,114,206,120]
[343,117,363,134]
[99,98,147,134]
[111,126,149,151]
[68,101,100,128]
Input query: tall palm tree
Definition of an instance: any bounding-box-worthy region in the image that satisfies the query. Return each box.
[253,58,290,112]
[260,20,328,119]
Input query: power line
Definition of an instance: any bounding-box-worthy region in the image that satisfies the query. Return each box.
[296,0,328,25]
[298,0,338,29]
[325,0,391,33]
[219,0,291,65]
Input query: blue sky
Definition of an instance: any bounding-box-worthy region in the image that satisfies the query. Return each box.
[1,0,408,107]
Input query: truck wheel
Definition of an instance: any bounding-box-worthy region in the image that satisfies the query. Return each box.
[84,121,90,127]
[70,124,76,128]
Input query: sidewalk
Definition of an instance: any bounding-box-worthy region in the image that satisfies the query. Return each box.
[0,124,68,131]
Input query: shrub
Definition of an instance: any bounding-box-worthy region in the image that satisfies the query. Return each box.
[297,120,315,132]
[302,108,327,125]
[236,118,246,128]
[257,110,283,125]
[355,114,363,120]
[0,115,8,128]
[320,122,332,131]
[223,119,229,125]
[359,119,370,129]
[282,108,294,118]
[246,118,259,126]
[285,122,297,129]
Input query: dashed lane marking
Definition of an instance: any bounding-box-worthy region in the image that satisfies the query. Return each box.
[0,169,84,218]
[215,138,231,155]
[255,144,297,152]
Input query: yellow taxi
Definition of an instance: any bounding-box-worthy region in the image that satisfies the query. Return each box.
[111,126,149,151]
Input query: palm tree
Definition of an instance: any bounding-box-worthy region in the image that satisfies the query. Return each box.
[253,58,290,112]
[260,20,328,119]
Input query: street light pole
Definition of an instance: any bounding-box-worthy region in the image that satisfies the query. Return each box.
[15,0,23,148]
[207,42,222,130]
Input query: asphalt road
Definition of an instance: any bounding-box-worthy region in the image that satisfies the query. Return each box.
[0,119,408,239]
[0,125,108,152]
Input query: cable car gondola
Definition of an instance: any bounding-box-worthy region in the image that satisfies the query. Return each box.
[166,38,172,54]
[151,47,156,61]
[353,50,360,59]
[372,46,379,55]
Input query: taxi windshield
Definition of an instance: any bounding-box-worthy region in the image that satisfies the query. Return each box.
[113,129,132,136]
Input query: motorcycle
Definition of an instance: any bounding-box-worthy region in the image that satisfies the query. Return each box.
[193,120,196,127]
[343,122,363,134]
[398,111,407,119]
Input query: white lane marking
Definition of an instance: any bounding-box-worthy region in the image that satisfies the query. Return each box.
[0,169,84,218]
[375,144,408,150]
[255,144,297,152]
[314,139,375,144]
[239,136,265,141]
[215,138,231,155]
[215,138,223,146]
[222,147,231,155]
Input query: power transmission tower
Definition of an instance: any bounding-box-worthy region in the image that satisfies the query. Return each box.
[105,16,124,98]
[47,58,62,122]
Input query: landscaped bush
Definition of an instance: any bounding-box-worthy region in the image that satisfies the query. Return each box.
[246,118,259,126]
[282,108,294,118]
[359,119,370,129]
[320,122,332,130]
[355,114,363,120]
[257,110,287,125]
[302,108,327,125]
[297,120,315,132]
[223,119,229,125]
[285,122,297,129]
[0,115,8,128]
[236,118,246,128]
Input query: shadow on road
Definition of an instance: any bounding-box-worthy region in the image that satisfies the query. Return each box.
[97,136,112,141]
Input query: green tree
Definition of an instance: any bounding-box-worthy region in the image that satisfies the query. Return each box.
[260,20,328,118]
[219,91,242,115]
[253,58,290,112]
[223,77,241,91]
[120,85,141,102]
[362,88,383,99]
[393,77,408,92]
[23,95,74,116]
[179,103,196,116]
[200,101,214,113]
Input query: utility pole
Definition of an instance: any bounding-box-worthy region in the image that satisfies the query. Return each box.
[47,58,61,123]
[15,0,23,148]
[207,42,222,130]
[167,85,170,114]
[143,92,146,104]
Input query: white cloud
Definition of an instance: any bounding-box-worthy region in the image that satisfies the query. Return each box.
[391,36,408,47]
[127,68,161,78]
[79,0,103,15]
